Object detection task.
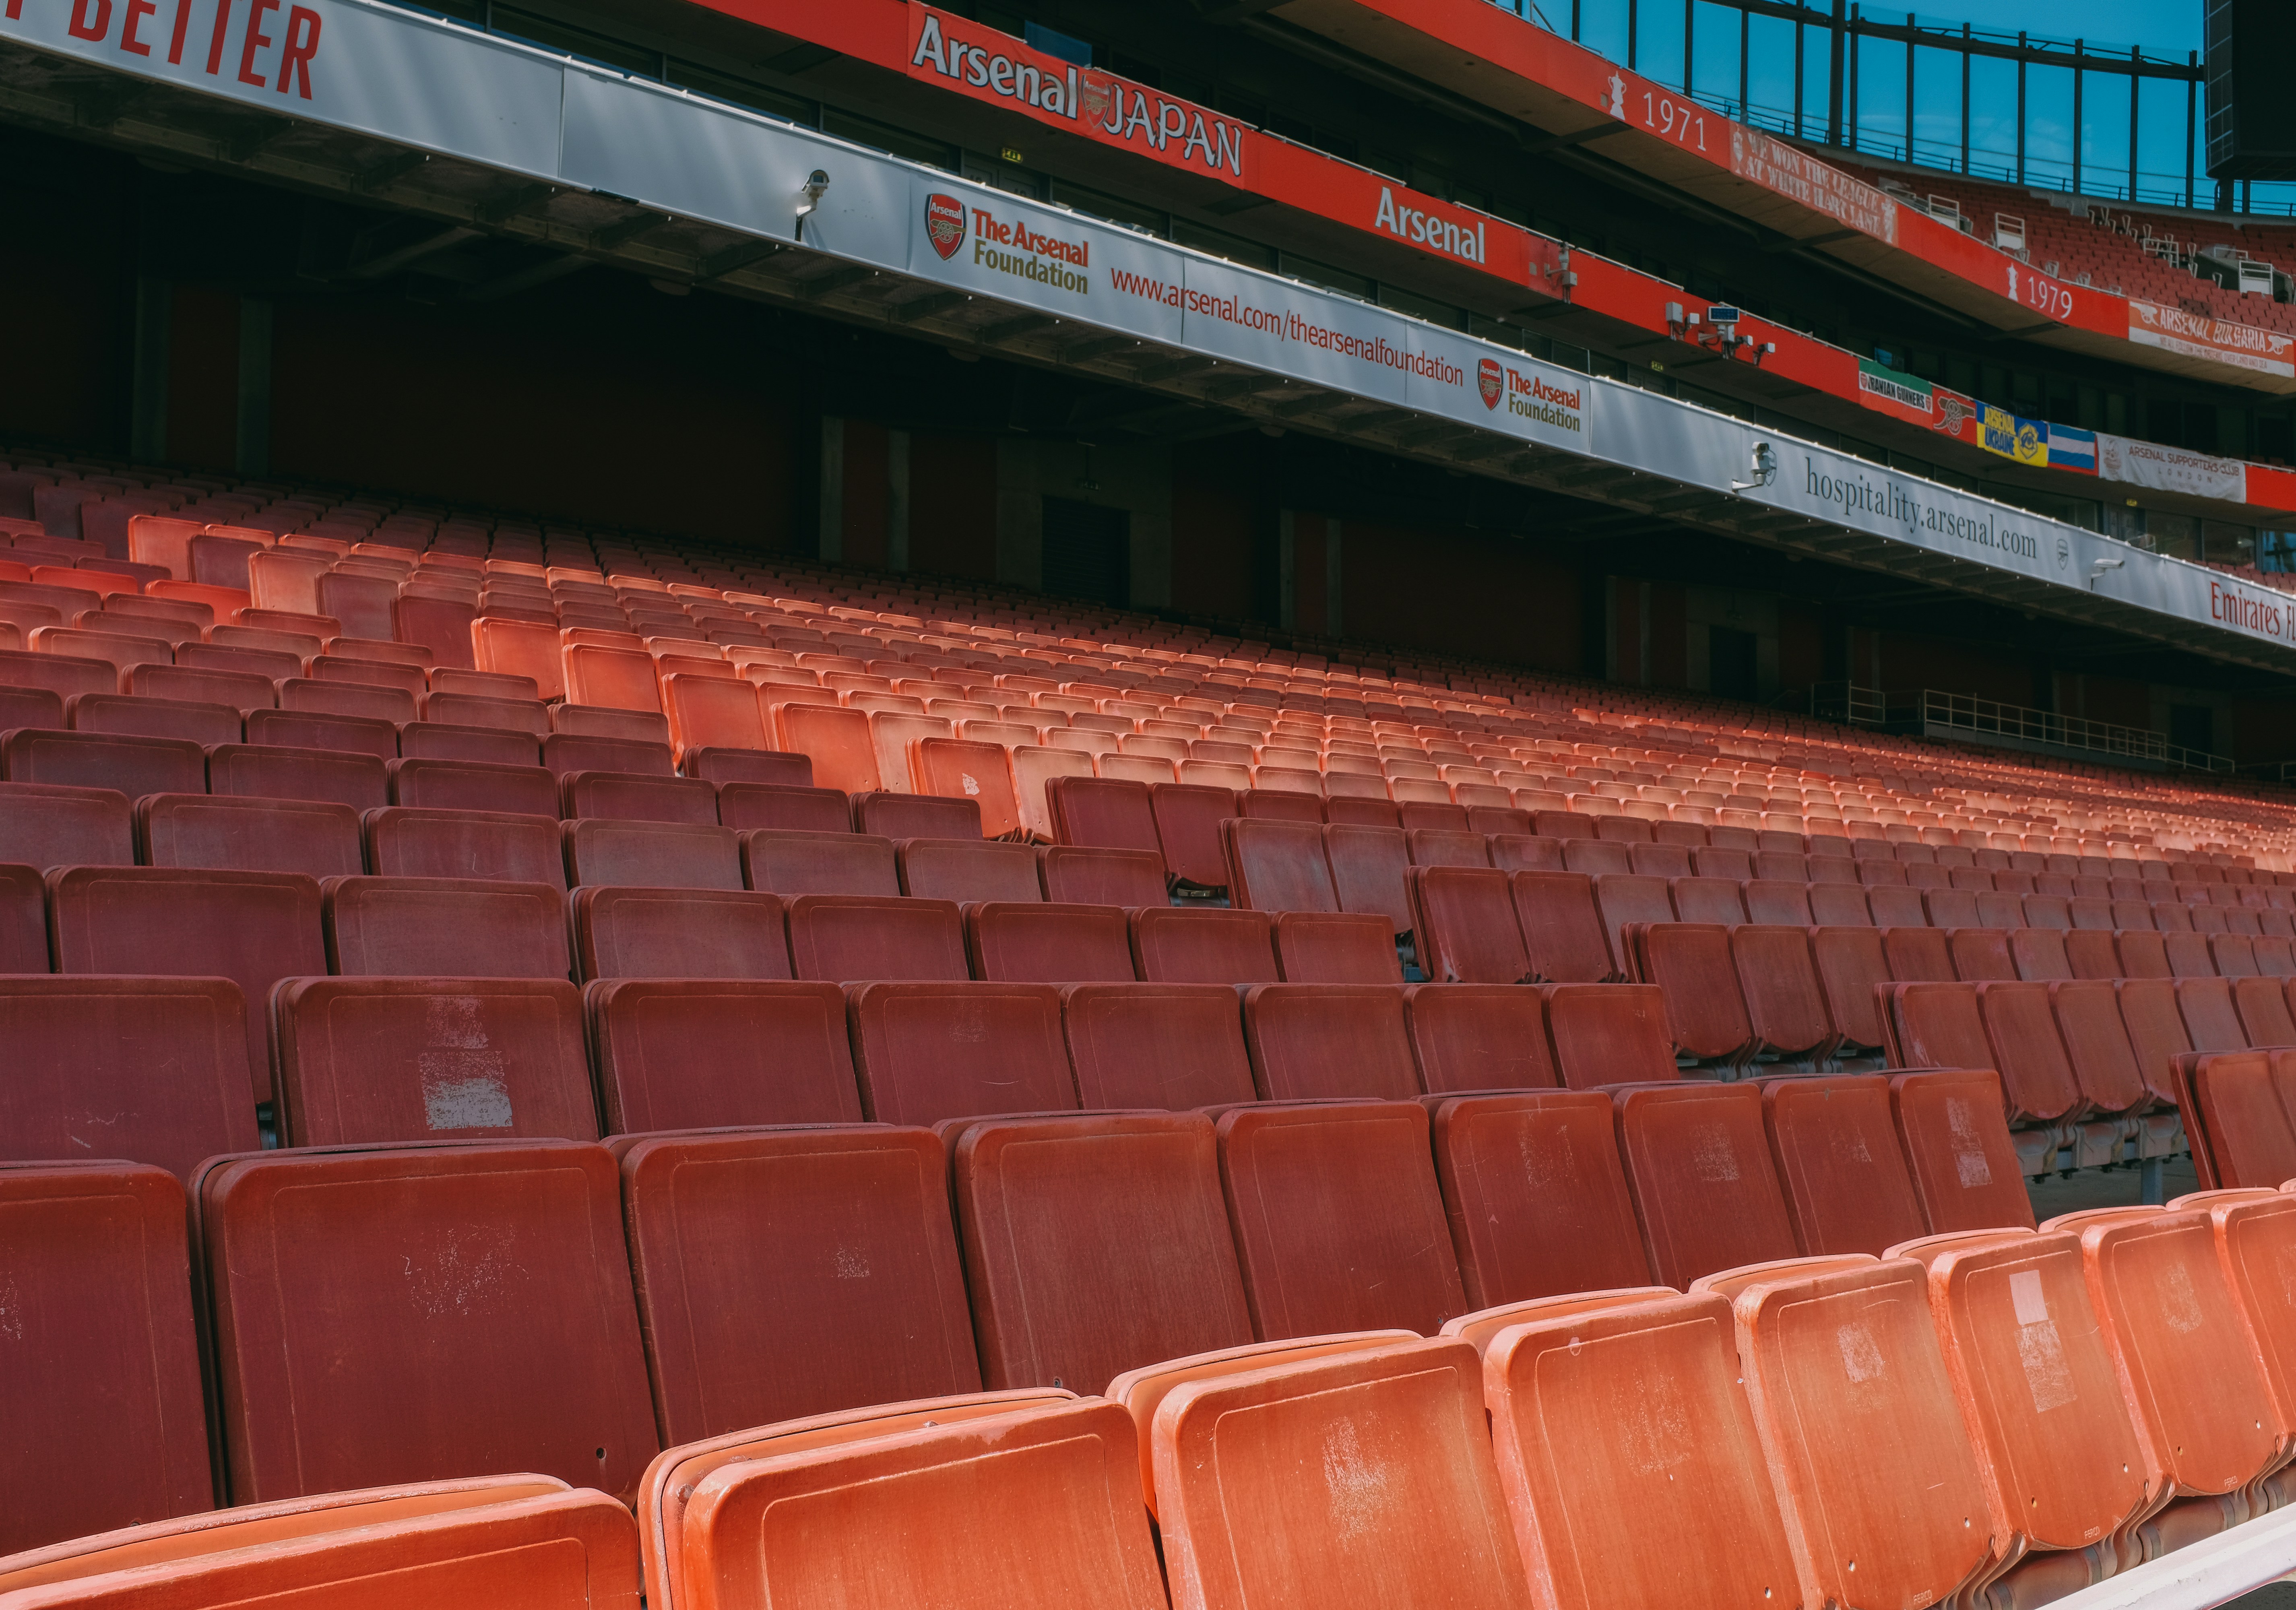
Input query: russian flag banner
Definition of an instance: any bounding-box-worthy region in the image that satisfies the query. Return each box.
[2050,425,2099,475]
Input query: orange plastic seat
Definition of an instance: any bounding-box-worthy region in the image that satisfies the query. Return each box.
[2177,1051,2296,1189]
[1480,1290,1800,1610]
[1145,1338,1534,1610]
[660,1396,1162,1610]
[1761,1073,1926,1254]
[568,885,788,983]
[1220,816,1339,912]
[2051,1207,2286,1552]
[1628,921,1753,1063]
[1270,909,1403,983]
[1896,1229,2156,1597]
[1718,1257,1995,1610]
[0,1480,640,1608]
[1541,981,1677,1087]
[1509,869,1617,981]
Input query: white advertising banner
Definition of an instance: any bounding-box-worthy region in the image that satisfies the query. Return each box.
[0,0,2287,662]
[2096,433,2251,504]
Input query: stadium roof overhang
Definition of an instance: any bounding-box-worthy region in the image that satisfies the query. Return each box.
[1249,0,2296,398]
[7,0,2296,676]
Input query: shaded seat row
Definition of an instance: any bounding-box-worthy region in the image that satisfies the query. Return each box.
[0,1065,2034,1555]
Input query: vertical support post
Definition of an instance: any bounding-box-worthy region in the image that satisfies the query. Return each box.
[1904,11,1915,163]
[1683,0,1693,99]
[1960,23,1972,173]
[1827,0,1845,145]
[2140,1156,2165,1205]
[130,277,170,465]
[1325,519,1343,638]
[1627,0,1637,70]
[2129,49,2140,202]
[817,415,844,562]
[1794,2,1807,138]
[886,428,911,572]
[2072,40,2083,196]
[2015,32,2027,185]
[233,296,271,478]
[1277,509,1297,632]
[1739,6,1750,119]
[1570,0,1580,41]
[2185,52,2196,209]
[1847,4,1860,151]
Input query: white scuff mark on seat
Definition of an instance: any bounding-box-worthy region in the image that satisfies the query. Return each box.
[420,1050,513,1130]
[1319,1417,1392,1542]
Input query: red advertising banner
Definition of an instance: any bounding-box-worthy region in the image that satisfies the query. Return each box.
[2127,299,2296,380]
[904,7,1246,181]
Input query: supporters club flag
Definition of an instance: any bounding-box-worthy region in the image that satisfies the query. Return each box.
[2048,425,2098,476]
[1856,357,1933,427]
[1980,405,2049,469]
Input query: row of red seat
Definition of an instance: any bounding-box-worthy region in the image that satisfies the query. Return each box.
[0,1067,2035,1553]
[15,1157,2296,1610]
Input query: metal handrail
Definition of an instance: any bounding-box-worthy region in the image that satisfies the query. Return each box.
[1807,683,2234,772]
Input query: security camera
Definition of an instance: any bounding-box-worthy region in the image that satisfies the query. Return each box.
[2087,556,2125,590]
[795,169,830,238]
[1730,442,1776,492]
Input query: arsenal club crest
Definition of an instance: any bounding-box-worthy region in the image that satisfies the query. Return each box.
[924,194,966,261]
[1478,357,1503,410]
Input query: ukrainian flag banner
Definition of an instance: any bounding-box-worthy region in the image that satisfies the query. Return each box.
[1980,405,2048,468]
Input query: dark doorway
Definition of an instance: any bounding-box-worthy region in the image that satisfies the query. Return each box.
[1041,497,1129,607]
[2168,702,2216,757]
[1709,626,1758,702]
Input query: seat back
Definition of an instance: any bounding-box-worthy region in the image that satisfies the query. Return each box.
[200,1141,659,1503]
[1058,982,1258,1109]
[586,978,858,1132]
[1214,1100,1468,1338]
[1429,1090,1652,1307]
[847,980,1074,1124]
[1612,1083,1799,1287]
[615,1126,976,1444]
[1761,1074,1925,1255]
[1888,1069,2038,1232]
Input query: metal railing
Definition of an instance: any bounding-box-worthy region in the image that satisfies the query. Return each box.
[1808,683,2234,772]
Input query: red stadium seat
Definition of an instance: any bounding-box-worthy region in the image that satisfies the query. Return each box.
[571,886,789,982]
[1148,782,1236,890]
[614,1126,978,1442]
[1214,1100,1467,1337]
[321,875,571,978]
[847,980,1073,1123]
[585,978,859,1131]
[563,819,743,890]
[1220,817,1339,912]
[388,756,558,818]
[1542,982,1676,1087]
[49,865,324,1104]
[1059,980,1258,1109]
[1401,981,1556,1092]
[365,805,566,886]
[0,1162,212,1555]
[1324,823,1414,937]
[897,837,1042,902]
[560,770,716,825]
[0,727,204,797]
[952,1112,1254,1393]
[273,977,597,1147]
[541,732,675,778]
[0,778,133,866]
[1629,922,1753,1065]
[785,893,967,981]
[1040,844,1167,906]
[1611,1081,1798,1286]
[1270,909,1402,983]
[1887,1069,2038,1232]
[0,978,259,1183]
[741,829,898,896]
[1129,906,1278,983]
[136,792,362,878]
[1509,869,1617,982]
[855,790,982,840]
[199,1141,659,1501]
[966,900,1136,983]
[1239,982,1417,1101]
[1427,1089,1649,1304]
[1761,1073,1925,1253]
[716,781,854,833]
[1410,865,1530,983]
